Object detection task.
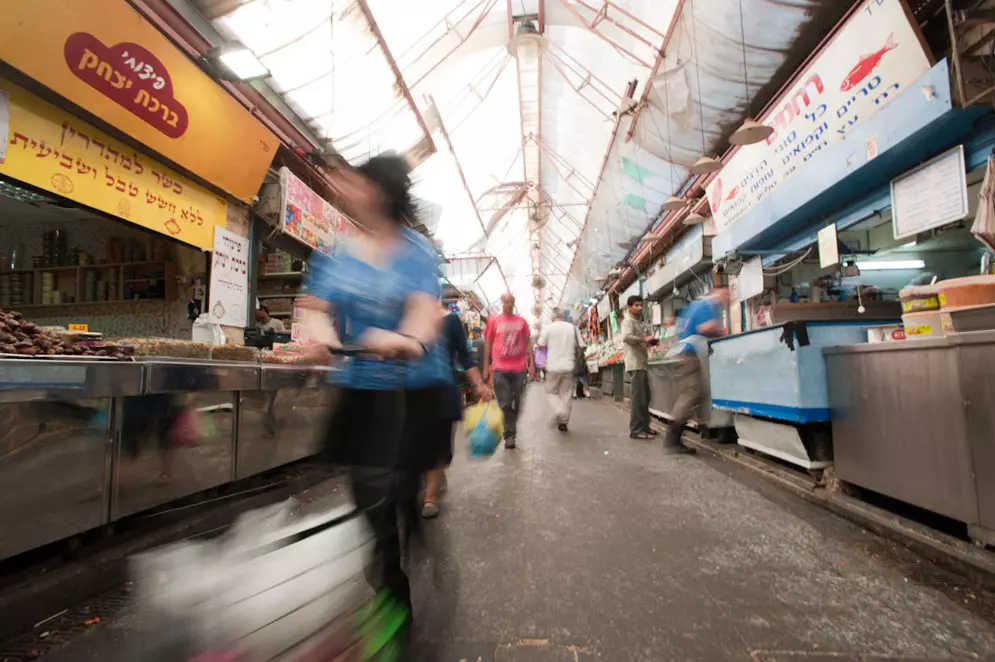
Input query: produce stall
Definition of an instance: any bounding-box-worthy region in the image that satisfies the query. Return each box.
[0,307,341,562]
[824,330,995,545]
[591,340,623,400]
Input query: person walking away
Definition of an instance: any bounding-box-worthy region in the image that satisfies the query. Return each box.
[420,306,492,518]
[620,295,659,440]
[482,292,535,449]
[664,287,730,454]
[537,308,584,431]
[298,154,440,627]
[468,324,485,370]
[534,345,547,381]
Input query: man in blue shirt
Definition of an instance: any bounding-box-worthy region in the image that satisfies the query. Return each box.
[665,287,729,454]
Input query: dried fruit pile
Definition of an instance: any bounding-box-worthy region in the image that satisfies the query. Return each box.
[0,310,132,358]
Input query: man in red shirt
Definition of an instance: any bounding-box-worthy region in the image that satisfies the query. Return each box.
[482,292,535,449]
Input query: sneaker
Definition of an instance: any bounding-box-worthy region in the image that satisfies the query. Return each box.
[421,502,440,519]
[557,423,568,432]
[504,437,517,449]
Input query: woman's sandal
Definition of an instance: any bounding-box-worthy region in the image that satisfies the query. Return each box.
[629,432,654,440]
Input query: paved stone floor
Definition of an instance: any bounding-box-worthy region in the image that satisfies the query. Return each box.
[38,385,995,660]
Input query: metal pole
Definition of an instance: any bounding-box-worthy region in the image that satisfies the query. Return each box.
[945,0,967,106]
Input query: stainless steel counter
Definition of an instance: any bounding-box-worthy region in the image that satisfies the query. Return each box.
[825,331,995,542]
[0,359,144,560]
[237,366,338,480]
[0,357,338,561]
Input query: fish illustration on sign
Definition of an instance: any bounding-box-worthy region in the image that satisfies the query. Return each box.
[710,178,723,213]
[725,185,739,201]
[840,33,897,92]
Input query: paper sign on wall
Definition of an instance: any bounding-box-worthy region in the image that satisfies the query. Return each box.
[738,257,765,301]
[209,227,250,328]
[818,224,840,269]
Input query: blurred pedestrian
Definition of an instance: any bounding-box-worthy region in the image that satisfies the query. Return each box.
[534,345,547,381]
[664,288,730,454]
[537,308,584,431]
[482,292,535,449]
[420,305,492,518]
[299,153,441,621]
[620,295,659,440]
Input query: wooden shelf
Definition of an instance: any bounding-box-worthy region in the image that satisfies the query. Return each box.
[259,272,304,279]
[5,261,178,309]
[256,292,298,299]
[17,299,169,311]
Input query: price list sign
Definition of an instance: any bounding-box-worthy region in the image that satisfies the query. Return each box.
[209,226,250,327]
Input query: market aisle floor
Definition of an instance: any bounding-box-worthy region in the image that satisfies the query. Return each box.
[31,384,995,662]
[407,385,995,661]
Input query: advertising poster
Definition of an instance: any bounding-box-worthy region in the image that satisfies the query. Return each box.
[209,226,250,328]
[279,167,358,255]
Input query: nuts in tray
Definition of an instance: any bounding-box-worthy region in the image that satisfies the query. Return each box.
[116,337,212,359]
[0,309,133,358]
[210,344,261,362]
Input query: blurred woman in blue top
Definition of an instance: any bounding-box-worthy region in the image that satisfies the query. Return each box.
[298,153,441,621]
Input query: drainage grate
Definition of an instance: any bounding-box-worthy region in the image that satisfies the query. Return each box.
[0,586,134,661]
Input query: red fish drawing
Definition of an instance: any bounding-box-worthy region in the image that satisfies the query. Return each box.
[710,178,723,213]
[725,185,739,201]
[840,33,897,92]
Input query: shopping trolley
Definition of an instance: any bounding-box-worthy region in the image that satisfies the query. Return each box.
[129,345,411,662]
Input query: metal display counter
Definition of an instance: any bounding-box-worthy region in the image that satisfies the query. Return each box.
[0,356,339,562]
[825,331,995,543]
[647,355,733,437]
[113,358,260,520]
[237,365,338,480]
[709,320,889,471]
[0,359,143,560]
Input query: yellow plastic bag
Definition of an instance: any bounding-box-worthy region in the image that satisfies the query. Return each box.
[462,401,504,456]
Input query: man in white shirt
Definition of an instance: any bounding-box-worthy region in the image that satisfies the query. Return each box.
[537,308,584,432]
[255,305,286,334]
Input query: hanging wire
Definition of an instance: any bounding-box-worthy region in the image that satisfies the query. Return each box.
[739,0,750,108]
[689,0,708,154]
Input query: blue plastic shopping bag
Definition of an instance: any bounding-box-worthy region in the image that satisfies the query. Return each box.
[463,401,503,457]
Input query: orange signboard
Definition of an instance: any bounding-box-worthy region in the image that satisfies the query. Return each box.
[0,0,277,202]
[0,76,226,250]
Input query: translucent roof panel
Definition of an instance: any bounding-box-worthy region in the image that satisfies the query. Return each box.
[195,0,850,319]
[209,0,428,163]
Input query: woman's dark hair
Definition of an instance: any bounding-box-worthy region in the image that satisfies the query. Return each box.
[356,153,418,225]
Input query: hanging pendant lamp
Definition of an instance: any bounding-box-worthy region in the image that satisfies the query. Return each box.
[690,155,723,175]
[661,195,687,211]
[728,0,772,146]
[729,118,773,145]
[683,211,706,226]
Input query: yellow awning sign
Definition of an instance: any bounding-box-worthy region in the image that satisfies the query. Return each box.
[0,76,226,250]
[0,0,277,202]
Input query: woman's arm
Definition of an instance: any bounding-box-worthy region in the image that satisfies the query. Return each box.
[449,316,492,400]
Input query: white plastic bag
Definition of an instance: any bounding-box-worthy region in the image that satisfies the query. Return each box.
[132,499,375,658]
